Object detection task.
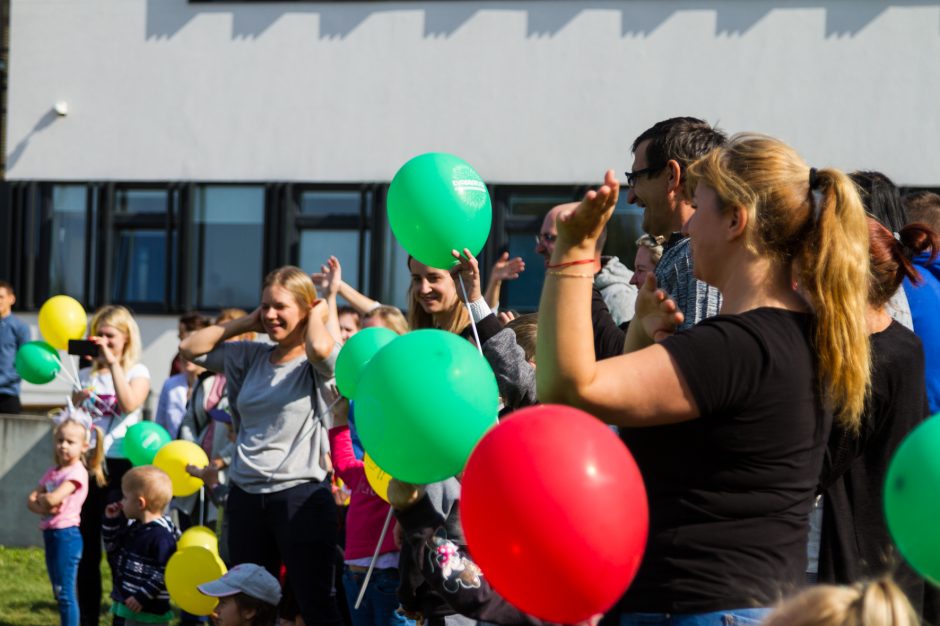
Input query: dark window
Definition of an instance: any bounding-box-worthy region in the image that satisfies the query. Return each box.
[110,188,173,307]
[49,185,87,300]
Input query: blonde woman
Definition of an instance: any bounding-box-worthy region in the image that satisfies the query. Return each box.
[763,579,917,626]
[73,305,151,626]
[538,135,871,624]
[180,266,342,626]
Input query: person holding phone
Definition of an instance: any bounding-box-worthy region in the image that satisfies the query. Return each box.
[179,266,343,626]
[71,305,151,626]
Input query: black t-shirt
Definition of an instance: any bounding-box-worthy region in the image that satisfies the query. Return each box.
[618,308,830,613]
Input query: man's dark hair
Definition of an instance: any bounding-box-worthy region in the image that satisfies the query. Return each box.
[631,117,728,175]
[902,190,940,234]
[850,171,907,233]
[0,281,12,294]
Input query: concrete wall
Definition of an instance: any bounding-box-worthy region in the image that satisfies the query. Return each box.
[0,414,52,547]
[7,0,940,186]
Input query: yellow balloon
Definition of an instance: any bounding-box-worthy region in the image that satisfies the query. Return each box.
[38,296,88,350]
[178,526,219,555]
[153,440,208,497]
[364,453,392,503]
[166,546,226,616]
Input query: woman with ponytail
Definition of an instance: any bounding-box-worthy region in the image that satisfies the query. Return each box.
[815,218,939,618]
[537,134,870,625]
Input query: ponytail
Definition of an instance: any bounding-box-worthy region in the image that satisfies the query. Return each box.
[869,219,940,307]
[86,425,106,487]
[797,169,871,432]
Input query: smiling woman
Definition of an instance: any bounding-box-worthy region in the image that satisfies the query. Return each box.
[178,266,344,626]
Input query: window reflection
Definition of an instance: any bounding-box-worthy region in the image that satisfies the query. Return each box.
[112,231,166,303]
[50,186,86,300]
[192,186,264,309]
[299,230,370,294]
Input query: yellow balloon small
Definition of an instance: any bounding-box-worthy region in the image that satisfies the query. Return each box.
[166,546,227,616]
[178,525,219,555]
[38,296,87,351]
[153,441,208,497]
[364,453,392,503]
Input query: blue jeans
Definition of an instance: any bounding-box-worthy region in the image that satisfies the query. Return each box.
[342,567,414,626]
[44,526,84,626]
[620,608,771,626]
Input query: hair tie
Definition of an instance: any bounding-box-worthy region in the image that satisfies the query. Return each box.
[809,167,820,190]
[893,231,902,242]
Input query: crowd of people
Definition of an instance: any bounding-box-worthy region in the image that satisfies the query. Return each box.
[7,116,940,626]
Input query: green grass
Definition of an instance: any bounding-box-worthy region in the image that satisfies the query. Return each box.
[0,545,113,626]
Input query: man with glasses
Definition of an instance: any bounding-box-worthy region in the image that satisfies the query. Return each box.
[625,117,727,329]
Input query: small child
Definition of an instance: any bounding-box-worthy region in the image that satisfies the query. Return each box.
[102,466,179,626]
[197,563,282,626]
[27,409,105,626]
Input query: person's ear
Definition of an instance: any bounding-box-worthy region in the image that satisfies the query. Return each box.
[665,160,683,193]
[727,205,748,241]
[241,606,257,622]
[137,495,147,510]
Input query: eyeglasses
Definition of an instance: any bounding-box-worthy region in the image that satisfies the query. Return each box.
[624,164,666,188]
[534,233,558,246]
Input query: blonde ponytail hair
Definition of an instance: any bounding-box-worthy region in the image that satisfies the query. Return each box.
[86,425,106,487]
[763,579,918,626]
[687,134,870,431]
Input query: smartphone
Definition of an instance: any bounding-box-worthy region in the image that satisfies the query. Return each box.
[67,339,100,358]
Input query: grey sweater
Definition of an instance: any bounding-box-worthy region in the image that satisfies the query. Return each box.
[199,340,339,494]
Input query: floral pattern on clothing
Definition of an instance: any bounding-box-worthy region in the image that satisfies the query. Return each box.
[426,533,482,594]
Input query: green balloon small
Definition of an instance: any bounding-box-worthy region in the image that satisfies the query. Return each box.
[15,341,62,385]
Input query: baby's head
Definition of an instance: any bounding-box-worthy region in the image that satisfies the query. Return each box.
[198,563,281,626]
[120,466,172,521]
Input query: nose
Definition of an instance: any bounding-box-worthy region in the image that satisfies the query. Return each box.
[626,188,638,205]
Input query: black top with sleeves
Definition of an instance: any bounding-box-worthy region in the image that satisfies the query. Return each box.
[618,308,829,613]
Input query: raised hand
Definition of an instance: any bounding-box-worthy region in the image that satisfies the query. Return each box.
[490,252,525,282]
[311,256,342,298]
[557,170,620,248]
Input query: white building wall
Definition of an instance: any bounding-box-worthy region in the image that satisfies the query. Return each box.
[7,0,939,186]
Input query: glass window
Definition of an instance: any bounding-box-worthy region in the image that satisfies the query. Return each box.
[49,186,86,300]
[605,194,645,271]
[299,230,371,294]
[111,231,166,303]
[300,190,364,216]
[115,189,168,215]
[192,186,265,309]
[380,221,412,311]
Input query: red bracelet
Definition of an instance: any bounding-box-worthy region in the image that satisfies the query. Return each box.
[546,258,595,269]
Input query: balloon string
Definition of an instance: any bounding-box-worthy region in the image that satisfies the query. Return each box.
[354,506,394,610]
[457,275,483,357]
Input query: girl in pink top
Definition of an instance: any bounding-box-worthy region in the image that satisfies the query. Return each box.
[329,397,413,626]
[27,409,104,626]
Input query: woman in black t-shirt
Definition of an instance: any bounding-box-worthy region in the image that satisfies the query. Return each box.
[537,134,871,625]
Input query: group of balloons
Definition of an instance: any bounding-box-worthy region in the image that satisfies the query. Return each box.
[124,422,209,497]
[14,295,88,385]
[166,525,227,615]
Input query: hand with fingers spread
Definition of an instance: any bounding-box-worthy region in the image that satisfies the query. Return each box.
[311,256,342,299]
[450,248,483,302]
[556,170,620,249]
[635,274,684,342]
[490,252,525,282]
[497,310,517,326]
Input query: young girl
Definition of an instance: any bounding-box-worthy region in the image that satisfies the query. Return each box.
[72,304,151,626]
[27,409,105,626]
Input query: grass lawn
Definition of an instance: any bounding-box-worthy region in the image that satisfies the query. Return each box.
[0,545,113,626]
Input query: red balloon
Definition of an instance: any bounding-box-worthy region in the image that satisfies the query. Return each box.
[461,405,648,624]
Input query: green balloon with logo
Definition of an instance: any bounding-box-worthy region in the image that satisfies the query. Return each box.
[386,152,492,270]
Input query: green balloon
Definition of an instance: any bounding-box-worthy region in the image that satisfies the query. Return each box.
[355,329,499,483]
[125,422,172,467]
[335,327,399,399]
[884,413,940,584]
[387,152,492,270]
[14,341,61,385]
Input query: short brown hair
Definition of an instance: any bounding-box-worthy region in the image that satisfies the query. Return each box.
[902,190,940,234]
[122,466,173,513]
[0,280,13,294]
[505,313,538,363]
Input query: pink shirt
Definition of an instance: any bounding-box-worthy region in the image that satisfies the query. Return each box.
[328,426,399,560]
[38,462,89,530]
